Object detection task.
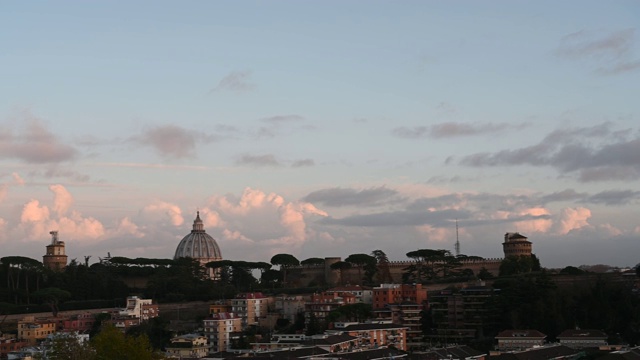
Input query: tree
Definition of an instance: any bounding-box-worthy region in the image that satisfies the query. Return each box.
[499,255,541,277]
[372,250,393,283]
[477,267,494,280]
[405,249,459,282]
[92,324,164,360]
[301,258,325,266]
[41,333,96,360]
[270,254,299,286]
[330,261,352,285]
[345,254,377,285]
[559,266,585,275]
[32,287,71,317]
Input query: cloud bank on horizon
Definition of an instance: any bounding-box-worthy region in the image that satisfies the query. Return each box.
[0,2,639,268]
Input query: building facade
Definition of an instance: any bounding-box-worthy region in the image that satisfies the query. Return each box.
[203,312,242,353]
[17,316,56,345]
[231,293,270,329]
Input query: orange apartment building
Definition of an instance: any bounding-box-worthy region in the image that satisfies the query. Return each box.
[203,312,242,353]
[372,284,427,309]
[17,316,57,345]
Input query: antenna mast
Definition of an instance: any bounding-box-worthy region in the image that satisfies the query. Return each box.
[454,219,460,256]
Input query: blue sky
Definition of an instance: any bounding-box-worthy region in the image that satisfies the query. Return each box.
[1,1,639,268]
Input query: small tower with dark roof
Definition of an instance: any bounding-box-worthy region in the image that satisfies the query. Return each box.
[43,231,68,271]
[502,232,532,258]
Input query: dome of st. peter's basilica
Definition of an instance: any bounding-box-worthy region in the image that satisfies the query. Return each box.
[174,212,222,277]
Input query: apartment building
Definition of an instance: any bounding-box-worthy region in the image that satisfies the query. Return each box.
[203,312,242,353]
[231,293,270,328]
[329,322,408,351]
[17,316,56,345]
[372,284,427,309]
[165,333,209,359]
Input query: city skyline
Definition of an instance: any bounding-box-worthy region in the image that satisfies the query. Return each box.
[1,1,639,268]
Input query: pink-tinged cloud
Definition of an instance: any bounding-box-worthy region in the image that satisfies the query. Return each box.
[17,194,107,242]
[109,217,144,238]
[200,209,224,228]
[221,229,253,243]
[210,188,285,216]
[553,207,592,235]
[205,188,329,257]
[21,200,51,223]
[514,207,553,234]
[49,184,74,216]
[12,173,25,186]
[142,201,184,226]
[58,215,105,240]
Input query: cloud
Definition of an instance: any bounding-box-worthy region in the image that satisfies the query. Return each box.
[211,70,255,93]
[458,123,640,181]
[261,115,305,124]
[0,117,77,163]
[235,154,281,167]
[12,173,25,185]
[291,159,315,168]
[552,207,592,235]
[254,114,311,139]
[15,185,106,242]
[556,28,640,75]
[135,124,217,159]
[303,186,403,207]
[205,188,328,256]
[584,190,640,206]
[109,217,144,238]
[391,126,429,139]
[539,189,586,204]
[141,201,184,226]
[392,122,527,139]
[321,208,468,227]
[50,184,74,216]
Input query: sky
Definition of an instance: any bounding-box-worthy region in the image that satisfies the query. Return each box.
[1,1,639,269]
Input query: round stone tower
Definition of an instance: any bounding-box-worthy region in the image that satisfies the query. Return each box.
[502,232,532,258]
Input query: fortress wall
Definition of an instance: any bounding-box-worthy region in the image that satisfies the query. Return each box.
[291,258,504,286]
